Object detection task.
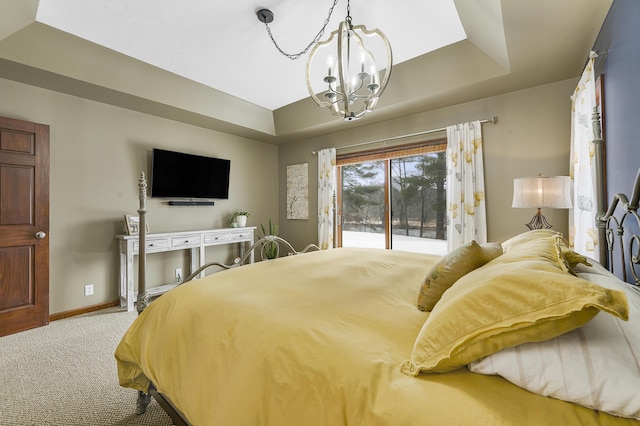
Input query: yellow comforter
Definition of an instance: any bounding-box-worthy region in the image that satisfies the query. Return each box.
[116,248,637,425]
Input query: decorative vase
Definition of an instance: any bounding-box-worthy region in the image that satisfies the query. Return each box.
[236,215,248,227]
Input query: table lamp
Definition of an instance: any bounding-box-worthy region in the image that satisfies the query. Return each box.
[512,175,572,230]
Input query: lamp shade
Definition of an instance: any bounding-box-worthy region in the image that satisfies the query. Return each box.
[512,176,573,209]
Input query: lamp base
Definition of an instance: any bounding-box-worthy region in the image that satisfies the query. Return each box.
[525,208,553,230]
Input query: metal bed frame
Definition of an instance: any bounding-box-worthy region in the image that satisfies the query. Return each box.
[592,107,640,286]
[599,167,640,285]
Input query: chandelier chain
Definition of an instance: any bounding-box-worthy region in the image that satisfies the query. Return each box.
[262,0,341,60]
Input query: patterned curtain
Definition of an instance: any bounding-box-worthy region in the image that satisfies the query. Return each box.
[317,148,337,250]
[569,56,598,261]
[446,121,487,251]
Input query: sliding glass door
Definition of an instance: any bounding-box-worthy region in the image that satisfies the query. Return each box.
[340,160,386,249]
[390,152,447,254]
[338,141,447,255]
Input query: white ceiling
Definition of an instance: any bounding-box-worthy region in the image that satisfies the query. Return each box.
[35,0,466,110]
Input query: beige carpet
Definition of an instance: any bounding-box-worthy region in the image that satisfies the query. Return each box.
[0,307,172,425]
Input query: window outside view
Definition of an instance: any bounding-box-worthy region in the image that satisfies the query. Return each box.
[340,152,448,255]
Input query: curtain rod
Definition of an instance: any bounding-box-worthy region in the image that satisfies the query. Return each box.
[311,116,497,155]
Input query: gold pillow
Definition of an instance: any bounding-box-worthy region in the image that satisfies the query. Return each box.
[401,248,629,375]
[502,229,593,274]
[501,229,561,250]
[562,248,592,268]
[501,229,591,275]
[417,241,503,312]
[501,229,567,266]
[556,240,593,275]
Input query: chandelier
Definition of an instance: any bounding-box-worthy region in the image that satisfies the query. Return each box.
[257,0,393,121]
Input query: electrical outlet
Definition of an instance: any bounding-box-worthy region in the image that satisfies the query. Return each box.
[175,268,182,282]
[84,284,94,296]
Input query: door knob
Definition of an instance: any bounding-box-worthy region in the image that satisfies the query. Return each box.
[35,231,47,239]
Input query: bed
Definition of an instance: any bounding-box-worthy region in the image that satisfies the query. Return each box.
[115,110,640,425]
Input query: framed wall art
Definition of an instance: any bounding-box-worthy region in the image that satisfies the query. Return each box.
[286,163,309,220]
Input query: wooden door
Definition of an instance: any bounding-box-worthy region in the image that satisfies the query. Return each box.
[0,116,50,337]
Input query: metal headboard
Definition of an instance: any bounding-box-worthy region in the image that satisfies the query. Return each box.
[592,105,640,285]
[599,168,640,286]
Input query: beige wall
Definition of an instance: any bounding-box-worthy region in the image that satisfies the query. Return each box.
[277,78,577,249]
[0,78,278,315]
[0,76,577,314]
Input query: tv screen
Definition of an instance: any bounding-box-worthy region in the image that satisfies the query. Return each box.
[150,148,230,199]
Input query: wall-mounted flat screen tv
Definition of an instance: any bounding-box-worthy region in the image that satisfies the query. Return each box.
[151,148,230,199]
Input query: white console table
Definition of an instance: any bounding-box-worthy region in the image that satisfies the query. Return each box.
[116,227,255,311]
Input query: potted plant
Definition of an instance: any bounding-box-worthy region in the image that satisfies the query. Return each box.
[230,211,250,228]
[260,219,279,259]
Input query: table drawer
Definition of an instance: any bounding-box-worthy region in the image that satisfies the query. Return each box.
[171,235,201,248]
[204,233,230,244]
[133,238,171,253]
[229,231,252,241]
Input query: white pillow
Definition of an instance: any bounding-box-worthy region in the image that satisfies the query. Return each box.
[468,268,640,420]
